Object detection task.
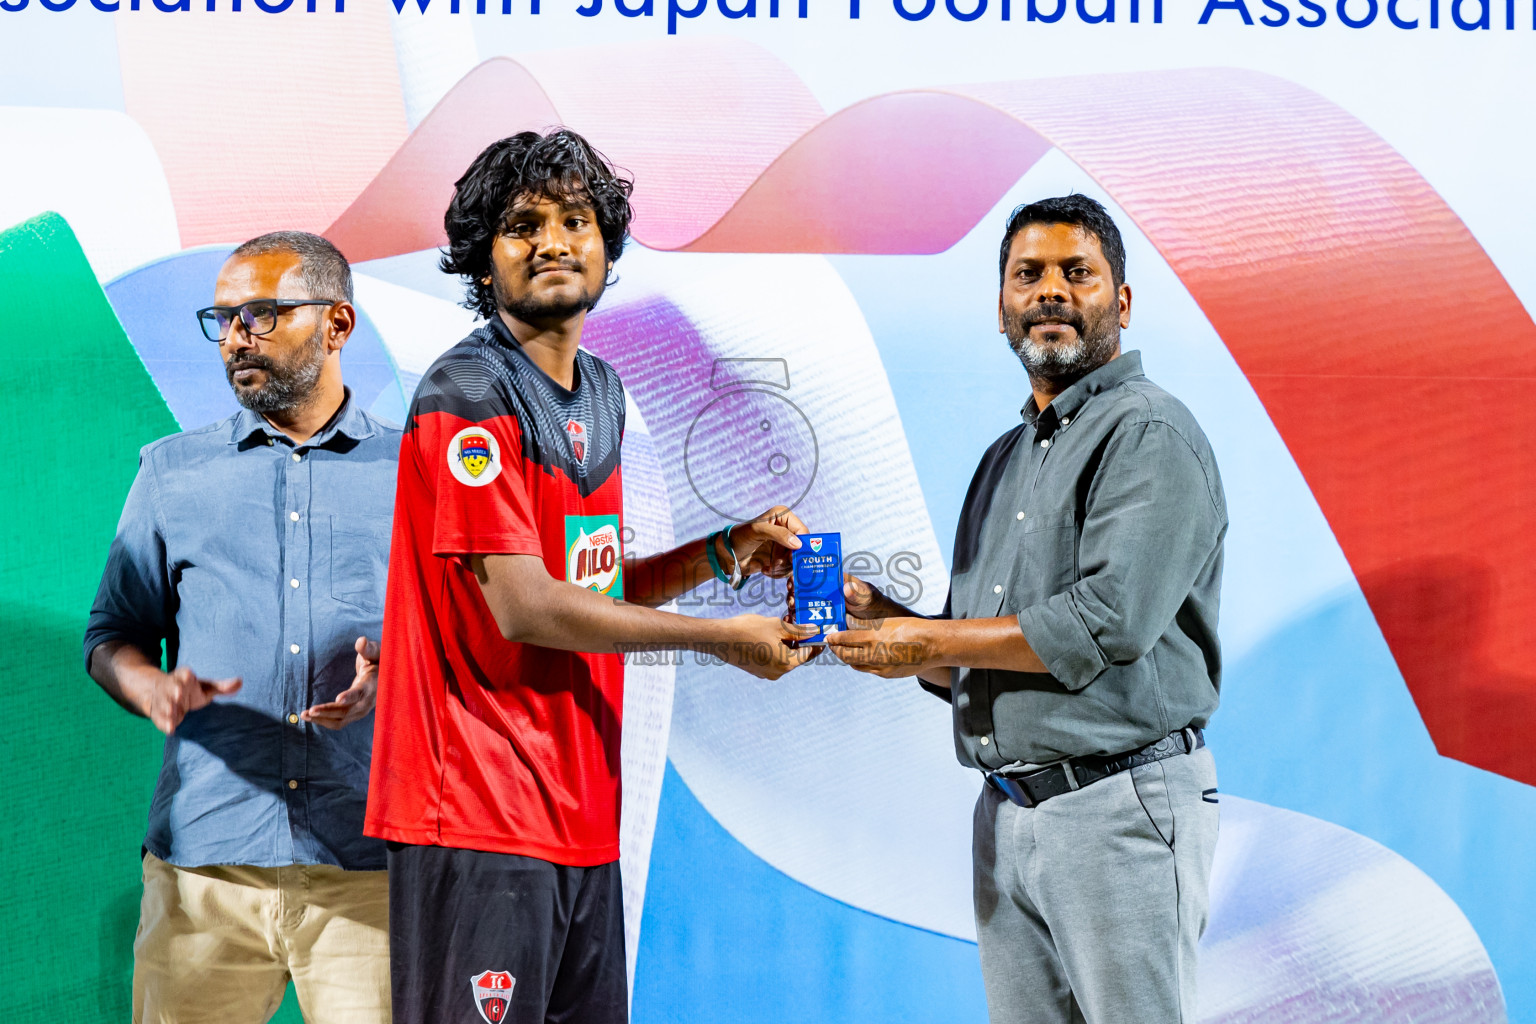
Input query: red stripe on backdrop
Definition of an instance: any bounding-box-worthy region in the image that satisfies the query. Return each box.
[327,38,826,259]
[322,46,1534,786]
[328,58,563,262]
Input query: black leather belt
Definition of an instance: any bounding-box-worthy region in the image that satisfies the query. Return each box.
[986,727,1204,809]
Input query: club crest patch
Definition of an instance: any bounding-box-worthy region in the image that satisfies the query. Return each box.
[565,514,623,598]
[470,970,515,1023]
[564,418,588,465]
[448,425,502,487]
[809,536,823,553]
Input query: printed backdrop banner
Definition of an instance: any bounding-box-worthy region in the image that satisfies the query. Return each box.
[1,4,1532,1023]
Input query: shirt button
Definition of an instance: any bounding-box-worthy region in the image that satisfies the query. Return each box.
[979,736,990,746]
[289,643,300,654]
[1040,438,1051,449]
[266,438,275,447]
[289,511,300,522]
[288,713,299,724]
[288,779,299,790]
[290,578,300,589]
[1062,416,1072,426]
[1016,511,1025,520]
[993,584,1003,594]
[291,452,302,463]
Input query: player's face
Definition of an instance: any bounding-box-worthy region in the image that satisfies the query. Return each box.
[488,194,610,326]
[214,252,334,413]
[998,222,1130,388]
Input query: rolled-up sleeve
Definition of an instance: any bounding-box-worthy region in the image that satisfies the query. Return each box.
[916,586,958,704]
[83,454,173,670]
[1017,419,1225,691]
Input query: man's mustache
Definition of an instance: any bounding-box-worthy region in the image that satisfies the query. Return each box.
[532,259,584,276]
[226,354,276,380]
[1016,303,1086,334]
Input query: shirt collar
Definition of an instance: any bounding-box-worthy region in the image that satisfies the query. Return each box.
[228,387,375,448]
[486,315,583,398]
[1021,350,1144,427]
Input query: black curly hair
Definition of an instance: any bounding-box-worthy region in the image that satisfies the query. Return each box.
[440,129,635,321]
[998,194,1126,289]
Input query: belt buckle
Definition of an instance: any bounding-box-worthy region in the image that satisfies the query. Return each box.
[988,772,1035,808]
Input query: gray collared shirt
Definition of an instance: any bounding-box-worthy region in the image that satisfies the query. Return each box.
[84,394,400,869]
[933,351,1226,769]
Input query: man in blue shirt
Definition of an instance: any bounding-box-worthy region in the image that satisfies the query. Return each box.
[85,231,400,1024]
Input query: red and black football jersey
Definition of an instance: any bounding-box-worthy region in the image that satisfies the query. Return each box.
[366,319,627,866]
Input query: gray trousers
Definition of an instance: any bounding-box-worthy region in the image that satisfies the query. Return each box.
[973,745,1218,1024]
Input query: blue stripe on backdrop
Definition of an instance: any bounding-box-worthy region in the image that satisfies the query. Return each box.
[1215,588,1536,1023]
[634,762,990,1024]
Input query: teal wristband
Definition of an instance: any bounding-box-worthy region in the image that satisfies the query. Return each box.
[705,530,731,586]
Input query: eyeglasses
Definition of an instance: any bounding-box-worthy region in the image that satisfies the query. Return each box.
[195,299,338,343]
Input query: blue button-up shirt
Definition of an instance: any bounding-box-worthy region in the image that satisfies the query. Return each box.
[85,394,400,870]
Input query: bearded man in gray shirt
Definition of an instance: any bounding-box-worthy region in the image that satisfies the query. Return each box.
[826,194,1225,1024]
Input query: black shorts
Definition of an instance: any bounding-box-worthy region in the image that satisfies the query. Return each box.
[387,842,627,1024]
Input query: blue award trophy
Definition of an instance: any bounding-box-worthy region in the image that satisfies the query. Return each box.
[791,532,846,644]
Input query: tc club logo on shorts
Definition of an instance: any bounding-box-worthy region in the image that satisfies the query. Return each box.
[566,514,623,598]
[470,970,515,1023]
[565,418,587,465]
[448,425,502,487]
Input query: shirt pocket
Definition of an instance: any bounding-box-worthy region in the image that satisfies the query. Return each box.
[328,514,392,613]
[1009,508,1078,606]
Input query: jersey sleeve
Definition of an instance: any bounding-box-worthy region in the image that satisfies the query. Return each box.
[408,370,543,559]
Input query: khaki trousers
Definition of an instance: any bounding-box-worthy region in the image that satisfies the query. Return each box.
[133,851,391,1024]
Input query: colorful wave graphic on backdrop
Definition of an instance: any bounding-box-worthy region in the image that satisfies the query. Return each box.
[105,28,1536,789]
[5,18,1533,1022]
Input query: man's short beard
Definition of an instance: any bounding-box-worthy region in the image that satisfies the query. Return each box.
[498,269,605,326]
[1003,300,1121,393]
[226,324,327,414]
[502,289,602,324]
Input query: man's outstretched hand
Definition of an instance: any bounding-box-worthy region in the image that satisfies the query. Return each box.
[823,618,936,679]
[805,574,947,682]
[727,505,809,579]
[302,636,379,730]
[720,614,822,680]
[841,573,904,627]
[144,666,242,735]
[787,573,910,631]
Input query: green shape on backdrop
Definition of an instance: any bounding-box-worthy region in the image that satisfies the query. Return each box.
[0,213,305,1023]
